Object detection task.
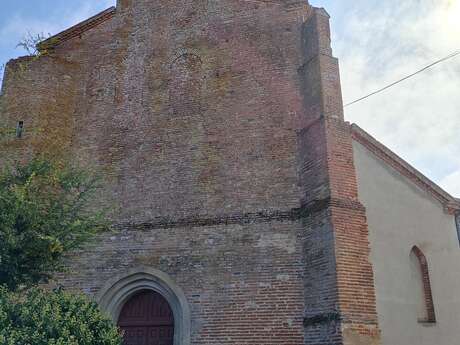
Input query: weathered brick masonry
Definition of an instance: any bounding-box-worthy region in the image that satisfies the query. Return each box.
[0,1,380,344]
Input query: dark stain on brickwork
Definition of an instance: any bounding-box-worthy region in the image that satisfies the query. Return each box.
[113,197,366,232]
[304,311,341,327]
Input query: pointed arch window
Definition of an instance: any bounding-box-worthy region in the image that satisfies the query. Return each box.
[410,246,436,323]
[456,213,460,247]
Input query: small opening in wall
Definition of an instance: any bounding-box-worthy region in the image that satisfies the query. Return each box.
[16,121,24,138]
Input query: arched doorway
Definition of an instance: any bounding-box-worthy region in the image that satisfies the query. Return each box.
[118,290,174,345]
[97,266,191,345]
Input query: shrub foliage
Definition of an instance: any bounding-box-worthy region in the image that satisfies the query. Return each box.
[0,286,122,345]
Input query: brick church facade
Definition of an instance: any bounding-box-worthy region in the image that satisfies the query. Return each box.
[1,1,459,345]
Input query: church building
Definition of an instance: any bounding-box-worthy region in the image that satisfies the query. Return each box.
[1,1,459,344]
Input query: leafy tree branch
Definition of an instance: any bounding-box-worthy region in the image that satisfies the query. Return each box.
[0,158,109,291]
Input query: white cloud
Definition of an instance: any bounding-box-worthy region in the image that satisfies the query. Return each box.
[327,0,460,196]
[441,170,460,197]
[0,0,115,40]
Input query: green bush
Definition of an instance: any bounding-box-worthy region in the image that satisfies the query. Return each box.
[0,286,122,345]
[0,158,108,290]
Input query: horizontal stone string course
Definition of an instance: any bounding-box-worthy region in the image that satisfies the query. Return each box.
[113,196,366,231]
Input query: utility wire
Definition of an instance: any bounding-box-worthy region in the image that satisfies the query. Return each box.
[344,50,460,107]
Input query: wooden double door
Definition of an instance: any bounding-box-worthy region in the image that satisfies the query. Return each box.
[118,290,174,345]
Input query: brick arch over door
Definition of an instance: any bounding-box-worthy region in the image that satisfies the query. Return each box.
[96,266,191,345]
[410,246,436,323]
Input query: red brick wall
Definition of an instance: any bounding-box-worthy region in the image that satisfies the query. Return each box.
[0,2,381,344]
[299,9,380,345]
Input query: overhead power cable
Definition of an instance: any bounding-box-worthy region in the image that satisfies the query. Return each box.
[344,50,460,107]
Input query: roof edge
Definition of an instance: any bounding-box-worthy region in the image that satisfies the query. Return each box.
[38,6,116,52]
[351,124,460,214]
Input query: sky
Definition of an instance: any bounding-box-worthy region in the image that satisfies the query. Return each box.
[0,0,459,197]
